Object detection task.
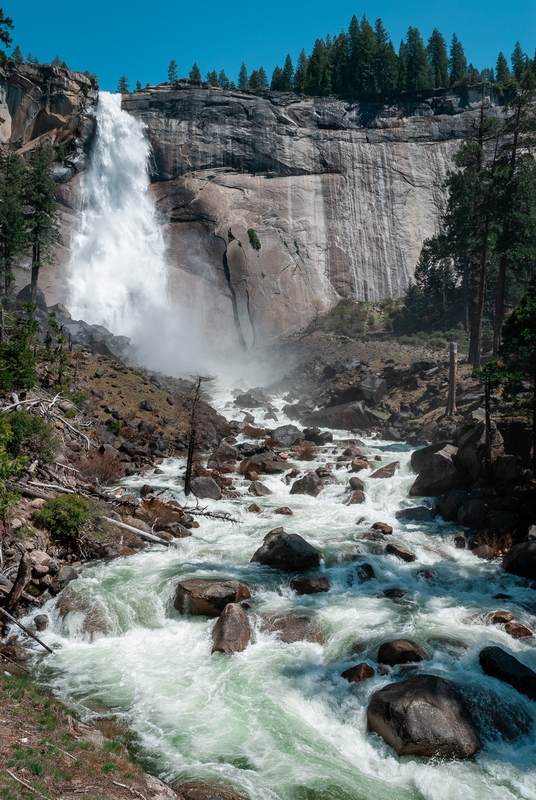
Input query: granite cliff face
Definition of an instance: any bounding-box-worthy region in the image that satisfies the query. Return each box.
[2,67,504,347]
[0,63,96,295]
[122,83,503,344]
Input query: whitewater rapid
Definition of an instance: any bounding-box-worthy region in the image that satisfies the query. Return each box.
[22,391,536,800]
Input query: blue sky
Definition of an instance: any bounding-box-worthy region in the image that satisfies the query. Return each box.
[8,0,536,92]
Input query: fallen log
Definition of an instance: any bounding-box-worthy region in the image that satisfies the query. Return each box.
[102,516,170,546]
[7,481,52,501]
[0,607,53,653]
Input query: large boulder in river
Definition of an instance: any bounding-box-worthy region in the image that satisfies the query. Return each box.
[189,476,222,500]
[211,603,251,654]
[260,611,324,643]
[290,473,323,497]
[456,421,504,482]
[290,576,330,595]
[377,639,430,666]
[479,646,536,701]
[174,579,250,616]
[302,400,375,431]
[502,541,536,581]
[411,442,451,474]
[270,424,304,447]
[251,530,322,571]
[367,674,482,758]
[409,444,459,496]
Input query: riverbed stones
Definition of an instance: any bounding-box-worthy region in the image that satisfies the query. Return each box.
[174,579,251,616]
[274,506,293,515]
[260,612,324,644]
[270,424,304,447]
[50,565,79,595]
[372,522,393,534]
[349,476,365,491]
[487,610,515,625]
[370,461,399,479]
[377,639,430,666]
[248,480,272,496]
[290,576,330,595]
[345,490,366,505]
[189,476,222,500]
[479,646,536,700]
[342,662,375,683]
[174,782,249,800]
[502,541,536,580]
[395,506,433,523]
[504,621,533,639]
[250,530,322,571]
[289,473,323,497]
[367,674,482,758]
[211,603,251,654]
[409,445,459,497]
[385,543,416,562]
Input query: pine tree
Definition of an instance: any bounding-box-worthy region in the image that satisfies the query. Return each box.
[27,53,39,65]
[397,39,408,91]
[238,62,248,89]
[281,54,294,91]
[495,52,511,84]
[449,34,467,84]
[406,27,432,91]
[167,59,178,83]
[25,140,60,305]
[427,29,448,88]
[189,63,201,82]
[347,15,360,95]
[257,66,269,90]
[135,80,142,91]
[356,15,377,94]
[248,69,260,89]
[270,66,283,91]
[332,31,349,95]
[0,147,27,299]
[374,19,397,94]
[206,70,219,87]
[0,9,13,51]
[305,39,329,96]
[293,50,308,93]
[116,75,129,94]
[218,70,230,89]
[51,55,62,67]
[10,45,22,63]
[511,42,527,81]
[501,279,536,473]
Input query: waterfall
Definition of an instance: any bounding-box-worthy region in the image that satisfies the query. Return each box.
[67,92,169,344]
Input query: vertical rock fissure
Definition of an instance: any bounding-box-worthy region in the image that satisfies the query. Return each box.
[219,239,247,350]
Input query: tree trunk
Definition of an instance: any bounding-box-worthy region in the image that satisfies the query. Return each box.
[5,553,32,614]
[30,241,40,305]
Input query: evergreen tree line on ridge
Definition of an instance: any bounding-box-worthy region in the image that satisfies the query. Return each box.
[114,16,533,98]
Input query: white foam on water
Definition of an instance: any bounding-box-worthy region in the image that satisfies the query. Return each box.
[25,391,536,799]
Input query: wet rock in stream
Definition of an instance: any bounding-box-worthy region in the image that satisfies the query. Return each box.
[174,579,251,616]
[211,603,251,654]
[367,674,482,758]
[250,530,322,571]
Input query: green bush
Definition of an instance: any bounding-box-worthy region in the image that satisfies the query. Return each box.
[247,228,261,250]
[32,494,92,542]
[106,418,122,434]
[7,410,59,463]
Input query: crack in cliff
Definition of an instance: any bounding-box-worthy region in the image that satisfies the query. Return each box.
[216,235,247,350]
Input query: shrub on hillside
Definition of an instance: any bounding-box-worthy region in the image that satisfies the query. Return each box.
[76,452,124,485]
[32,494,92,542]
[7,410,59,463]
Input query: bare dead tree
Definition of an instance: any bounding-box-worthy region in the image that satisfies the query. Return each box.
[184,374,215,496]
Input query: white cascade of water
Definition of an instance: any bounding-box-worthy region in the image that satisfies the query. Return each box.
[67,92,170,347]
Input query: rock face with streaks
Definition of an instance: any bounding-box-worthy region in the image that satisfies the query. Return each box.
[120,82,504,345]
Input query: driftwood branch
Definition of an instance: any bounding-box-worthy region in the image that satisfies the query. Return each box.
[0,607,53,653]
[102,517,170,546]
[28,481,75,495]
[7,481,52,501]
[5,769,49,799]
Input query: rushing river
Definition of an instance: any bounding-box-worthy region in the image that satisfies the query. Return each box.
[24,391,536,800]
